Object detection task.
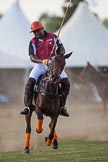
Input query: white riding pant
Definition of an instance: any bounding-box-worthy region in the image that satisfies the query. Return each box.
[29,63,68,83]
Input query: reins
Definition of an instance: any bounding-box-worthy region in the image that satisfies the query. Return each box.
[70,72,89,85]
[39,74,60,96]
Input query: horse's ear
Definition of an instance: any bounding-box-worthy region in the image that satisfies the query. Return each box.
[87,61,90,65]
[64,52,72,59]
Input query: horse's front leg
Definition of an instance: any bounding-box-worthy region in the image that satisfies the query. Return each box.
[49,118,58,149]
[45,116,58,147]
[52,129,58,149]
[24,115,31,154]
[36,110,43,133]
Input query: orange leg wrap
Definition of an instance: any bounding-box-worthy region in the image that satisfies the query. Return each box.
[46,139,52,146]
[53,130,58,141]
[36,119,43,133]
[24,133,30,148]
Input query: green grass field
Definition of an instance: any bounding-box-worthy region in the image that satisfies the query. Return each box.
[0,138,108,162]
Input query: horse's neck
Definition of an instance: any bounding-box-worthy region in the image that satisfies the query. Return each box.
[39,77,59,96]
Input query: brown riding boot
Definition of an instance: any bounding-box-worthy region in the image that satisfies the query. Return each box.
[20,78,36,116]
[60,78,70,117]
[60,94,69,117]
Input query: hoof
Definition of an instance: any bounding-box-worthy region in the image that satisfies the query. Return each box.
[45,137,48,142]
[45,137,52,146]
[36,128,43,134]
[24,147,30,154]
[52,139,58,149]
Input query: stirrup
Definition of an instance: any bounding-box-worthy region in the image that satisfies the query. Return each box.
[20,107,30,116]
[60,107,69,117]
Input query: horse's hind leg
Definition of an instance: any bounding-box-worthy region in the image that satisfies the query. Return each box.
[36,111,43,133]
[52,130,58,149]
[48,125,58,149]
[24,115,31,154]
[45,117,58,146]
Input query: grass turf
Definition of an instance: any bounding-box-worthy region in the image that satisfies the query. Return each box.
[0,138,108,162]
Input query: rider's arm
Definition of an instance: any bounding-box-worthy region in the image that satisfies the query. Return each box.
[29,41,43,64]
[29,54,42,63]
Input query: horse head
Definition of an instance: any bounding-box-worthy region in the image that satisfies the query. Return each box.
[39,52,72,96]
[80,62,100,82]
[49,52,72,81]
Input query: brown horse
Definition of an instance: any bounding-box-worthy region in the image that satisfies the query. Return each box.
[80,62,108,116]
[24,52,72,154]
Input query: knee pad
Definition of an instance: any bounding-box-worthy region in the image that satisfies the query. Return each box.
[24,78,36,95]
[26,78,36,88]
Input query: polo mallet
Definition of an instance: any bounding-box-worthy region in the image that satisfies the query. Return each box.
[50,0,72,57]
[49,0,88,85]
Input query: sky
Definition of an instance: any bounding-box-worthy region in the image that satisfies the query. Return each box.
[0,0,63,22]
[0,0,108,22]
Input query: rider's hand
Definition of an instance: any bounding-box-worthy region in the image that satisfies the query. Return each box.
[42,59,49,66]
[48,59,53,65]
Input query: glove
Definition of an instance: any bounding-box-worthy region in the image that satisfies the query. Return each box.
[48,59,53,65]
[42,59,49,65]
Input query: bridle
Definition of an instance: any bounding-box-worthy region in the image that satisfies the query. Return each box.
[39,56,63,96]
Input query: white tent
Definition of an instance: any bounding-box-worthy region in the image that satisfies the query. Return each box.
[0,50,32,68]
[59,2,108,67]
[0,1,33,68]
